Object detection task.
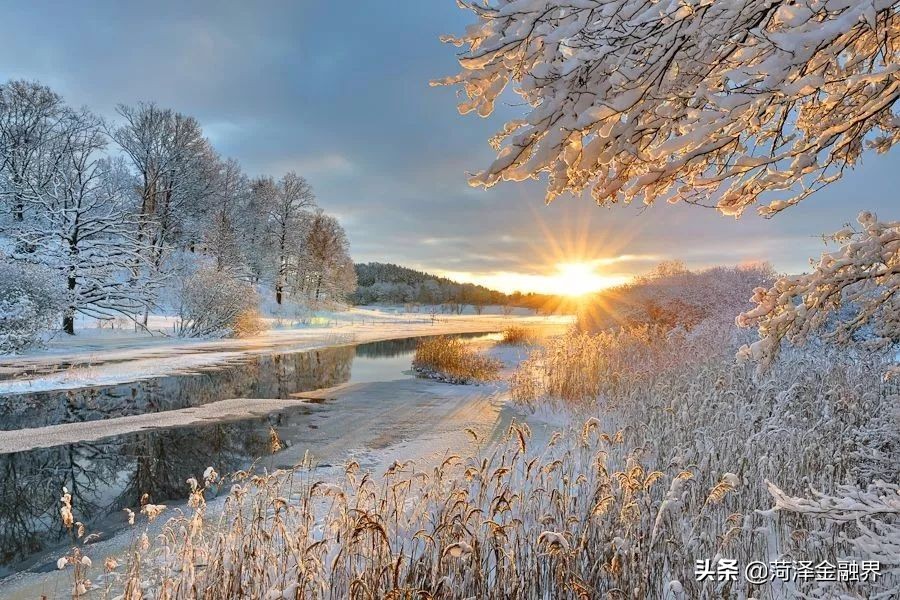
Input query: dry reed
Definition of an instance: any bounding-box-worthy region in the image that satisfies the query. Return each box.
[54,331,897,599]
[412,335,502,384]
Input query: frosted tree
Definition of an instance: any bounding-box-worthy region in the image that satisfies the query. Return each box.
[112,103,218,272]
[738,212,899,375]
[439,0,900,367]
[203,157,249,274]
[112,103,220,326]
[436,0,899,215]
[244,176,278,285]
[294,210,355,306]
[0,80,68,226]
[13,109,154,334]
[265,172,316,305]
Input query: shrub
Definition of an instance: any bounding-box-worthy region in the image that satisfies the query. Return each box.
[499,325,533,345]
[578,262,775,333]
[232,309,264,338]
[412,335,501,383]
[0,260,64,353]
[175,268,260,338]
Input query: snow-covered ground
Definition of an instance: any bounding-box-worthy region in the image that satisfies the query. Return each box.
[0,306,570,394]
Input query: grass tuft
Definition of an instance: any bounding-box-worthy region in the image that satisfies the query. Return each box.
[412,335,501,383]
[499,325,534,345]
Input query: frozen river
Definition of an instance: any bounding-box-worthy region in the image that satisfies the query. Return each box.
[0,332,501,578]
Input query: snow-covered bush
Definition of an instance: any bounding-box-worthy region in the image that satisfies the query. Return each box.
[739,212,899,376]
[0,260,64,353]
[174,268,261,338]
[579,262,774,335]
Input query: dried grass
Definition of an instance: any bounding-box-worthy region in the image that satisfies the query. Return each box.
[54,331,898,599]
[232,309,264,338]
[412,335,501,383]
[498,325,534,345]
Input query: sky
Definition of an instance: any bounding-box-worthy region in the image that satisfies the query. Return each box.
[0,1,896,295]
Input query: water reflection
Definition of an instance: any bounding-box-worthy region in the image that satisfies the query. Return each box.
[0,346,356,432]
[0,415,282,575]
[0,332,496,575]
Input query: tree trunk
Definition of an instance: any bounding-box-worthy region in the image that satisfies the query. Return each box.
[63,274,77,335]
[62,312,75,335]
[275,284,283,305]
[12,184,24,222]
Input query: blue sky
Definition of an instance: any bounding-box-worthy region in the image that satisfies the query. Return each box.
[1,1,896,292]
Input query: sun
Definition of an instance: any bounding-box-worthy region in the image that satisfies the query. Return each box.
[550,262,622,297]
[433,206,640,299]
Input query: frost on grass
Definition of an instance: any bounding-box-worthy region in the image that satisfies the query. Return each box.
[412,335,502,384]
[60,337,898,598]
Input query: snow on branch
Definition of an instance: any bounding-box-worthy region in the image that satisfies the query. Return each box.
[736,211,899,372]
[765,479,900,522]
[437,0,900,215]
[764,479,900,577]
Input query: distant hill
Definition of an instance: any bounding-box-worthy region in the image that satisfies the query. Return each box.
[352,262,504,306]
[352,262,566,313]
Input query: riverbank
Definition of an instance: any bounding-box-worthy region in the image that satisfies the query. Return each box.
[0,332,545,598]
[0,307,571,394]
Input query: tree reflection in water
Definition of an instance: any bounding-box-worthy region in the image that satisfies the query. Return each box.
[0,345,356,574]
[0,333,497,573]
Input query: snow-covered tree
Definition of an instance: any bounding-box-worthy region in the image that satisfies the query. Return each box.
[738,212,899,374]
[439,0,899,370]
[203,157,249,274]
[112,103,218,272]
[263,172,316,304]
[0,80,68,226]
[293,210,356,306]
[437,0,899,216]
[12,109,154,334]
[243,176,277,285]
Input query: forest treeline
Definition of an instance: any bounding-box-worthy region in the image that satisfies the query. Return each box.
[352,262,568,314]
[0,80,354,350]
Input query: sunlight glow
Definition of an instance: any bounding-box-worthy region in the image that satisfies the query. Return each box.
[551,262,620,297]
[441,264,630,297]
[435,206,654,298]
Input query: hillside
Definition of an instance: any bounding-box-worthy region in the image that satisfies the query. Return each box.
[352,262,578,314]
[352,262,506,306]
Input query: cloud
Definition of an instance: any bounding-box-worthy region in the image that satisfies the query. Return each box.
[262,153,356,178]
[0,0,895,293]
